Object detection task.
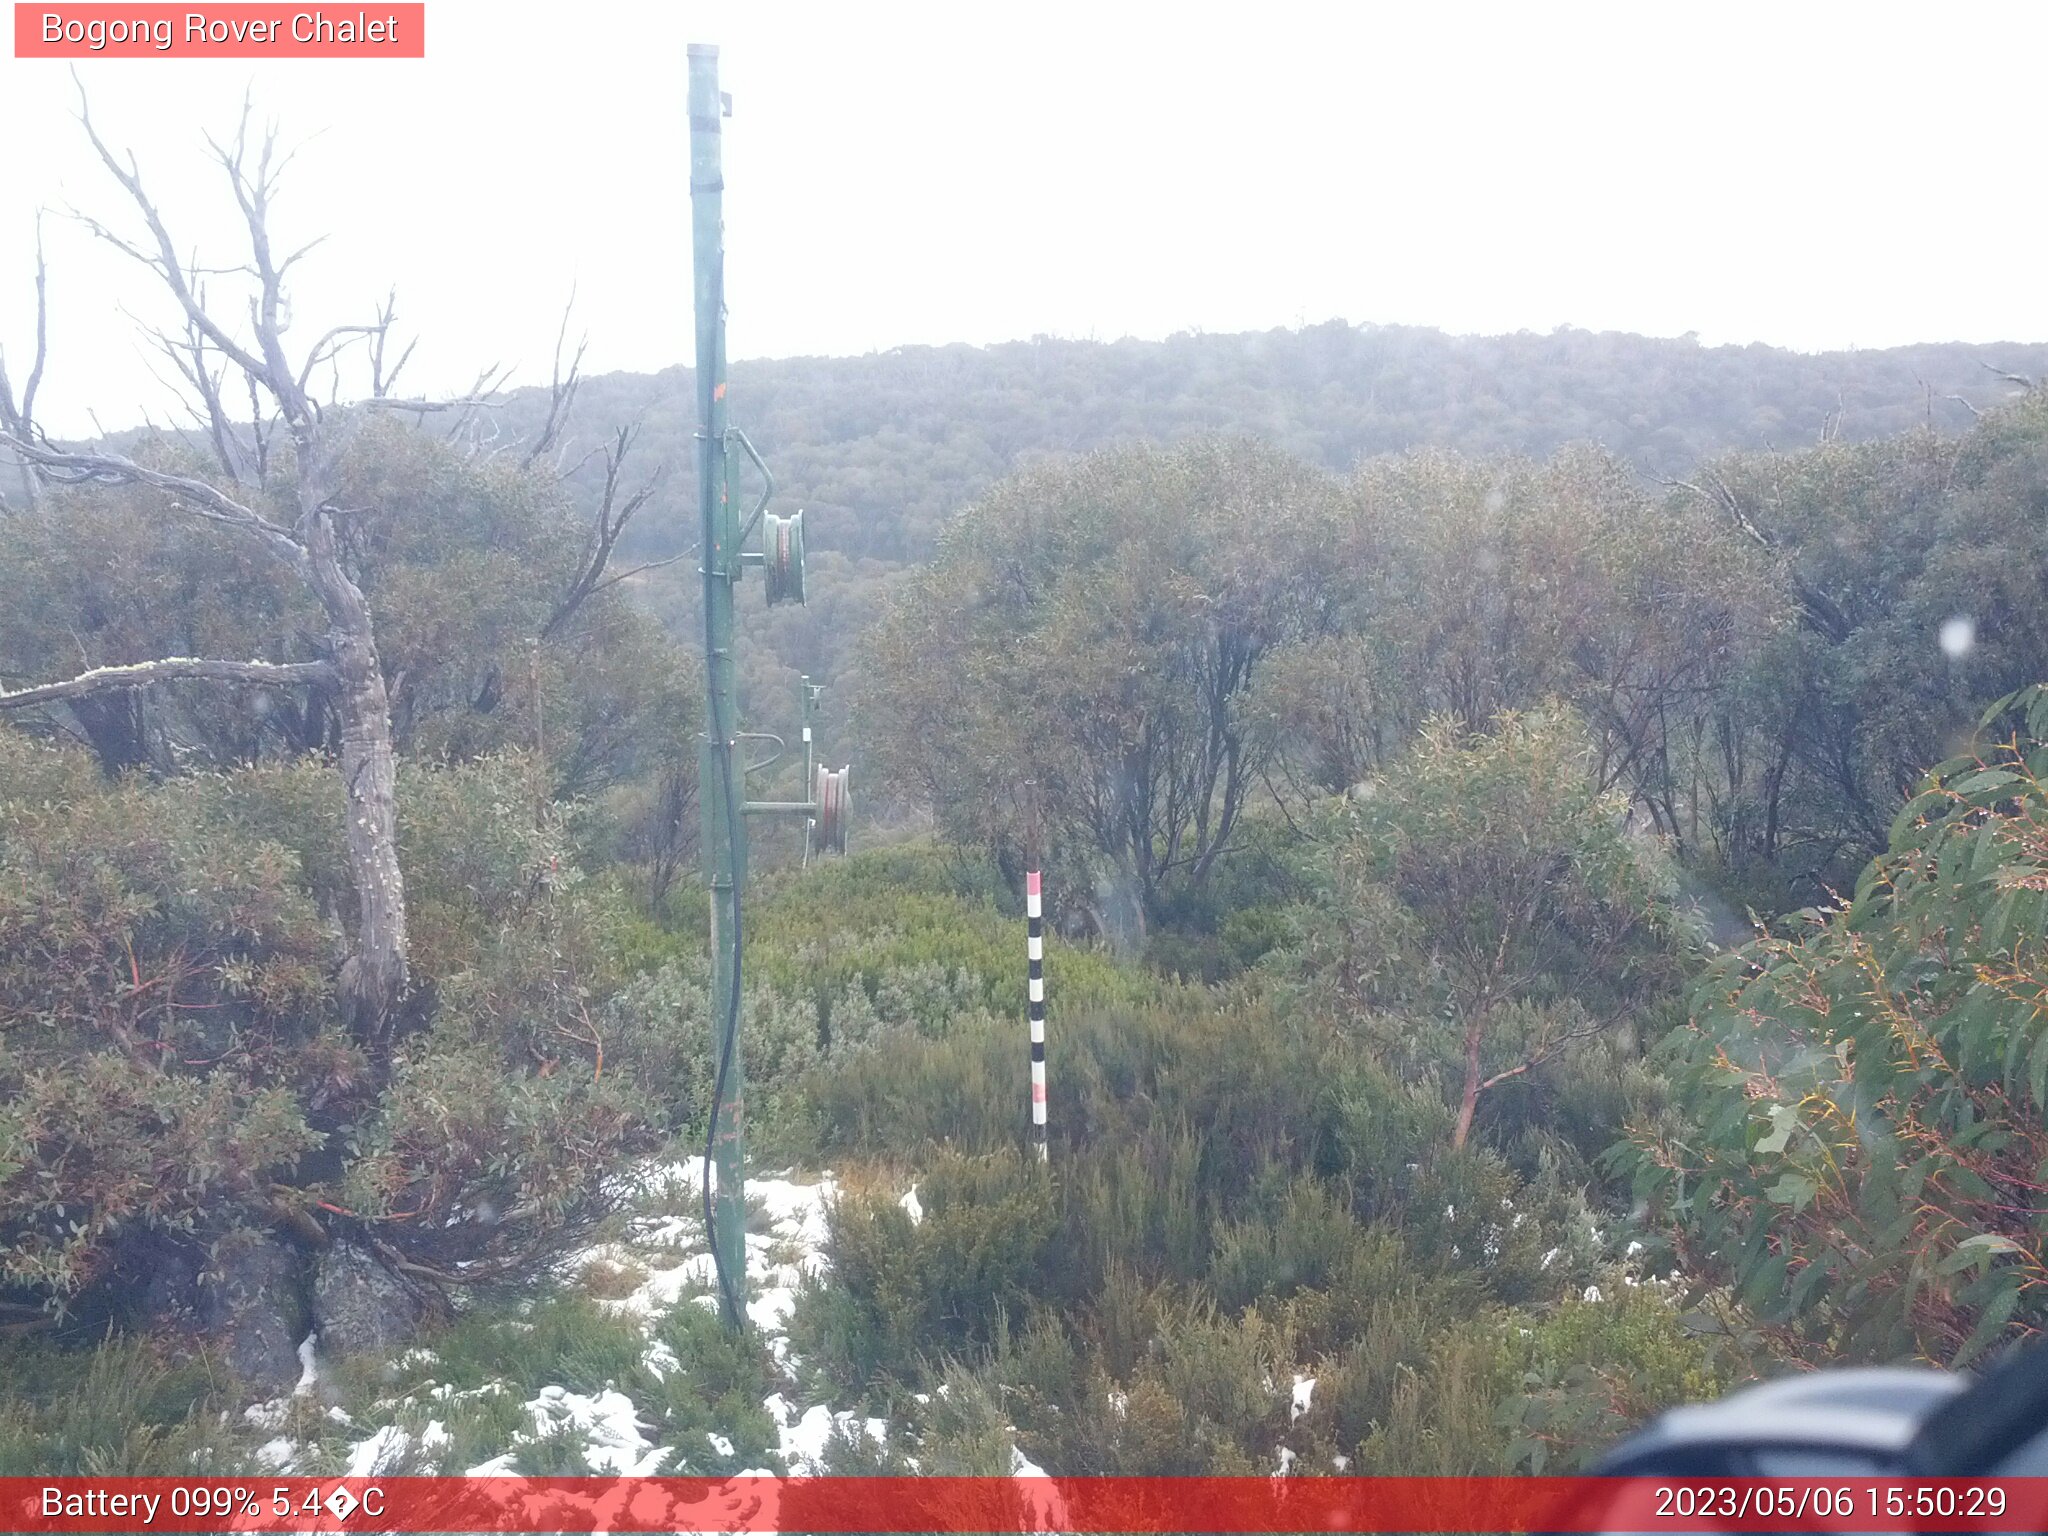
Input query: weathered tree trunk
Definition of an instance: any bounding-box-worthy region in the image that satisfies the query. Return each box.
[303,503,407,1044]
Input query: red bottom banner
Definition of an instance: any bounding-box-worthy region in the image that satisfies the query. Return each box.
[7,1475,2048,1533]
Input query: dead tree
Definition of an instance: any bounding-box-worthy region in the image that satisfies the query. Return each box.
[0,212,48,511]
[0,96,466,1050]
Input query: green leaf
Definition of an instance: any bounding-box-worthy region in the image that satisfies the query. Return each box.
[1937,1233,2022,1276]
[1955,770,2022,796]
[1765,1172,1818,1212]
[1753,1104,1798,1156]
[1951,1279,2023,1369]
[1740,1251,1791,1310]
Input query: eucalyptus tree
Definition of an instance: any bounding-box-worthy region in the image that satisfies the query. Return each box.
[861,437,1349,932]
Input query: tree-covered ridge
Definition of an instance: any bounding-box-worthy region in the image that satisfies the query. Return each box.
[476,323,2048,767]
[527,322,2048,568]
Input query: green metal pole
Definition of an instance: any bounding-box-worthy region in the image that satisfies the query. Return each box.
[689,41,748,1330]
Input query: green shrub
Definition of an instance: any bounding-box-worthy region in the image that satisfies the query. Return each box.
[1498,1286,1741,1472]
[1208,1177,1358,1313]
[793,1151,1058,1395]
[0,730,683,1311]
[0,1335,234,1475]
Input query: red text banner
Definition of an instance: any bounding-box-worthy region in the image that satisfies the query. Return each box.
[6,1475,2048,1533]
[14,5,425,57]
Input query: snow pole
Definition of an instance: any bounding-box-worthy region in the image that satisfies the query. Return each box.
[1027,869,1048,1161]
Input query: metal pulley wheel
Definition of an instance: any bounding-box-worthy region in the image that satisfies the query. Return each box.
[813,762,850,855]
[763,509,807,607]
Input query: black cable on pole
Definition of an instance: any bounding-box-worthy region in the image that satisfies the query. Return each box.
[699,242,746,1332]
[701,723,745,1329]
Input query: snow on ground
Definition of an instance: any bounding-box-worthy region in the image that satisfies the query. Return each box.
[526,1385,671,1475]
[263,1158,952,1484]
[1290,1374,1315,1423]
[773,1400,888,1471]
[262,1156,1151,1488]
[346,1423,414,1477]
[1011,1443,1067,1530]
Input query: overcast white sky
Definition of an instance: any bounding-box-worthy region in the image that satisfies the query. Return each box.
[2,1,2044,433]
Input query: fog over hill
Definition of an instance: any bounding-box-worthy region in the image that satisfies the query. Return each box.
[452,321,2048,751]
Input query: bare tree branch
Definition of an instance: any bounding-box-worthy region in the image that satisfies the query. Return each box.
[71,79,279,399]
[0,211,50,508]
[523,288,586,471]
[363,372,505,417]
[1476,1006,1624,1095]
[586,546,693,596]
[135,306,249,481]
[0,434,308,567]
[539,424,665,640]
[0,657,334,711]
[367,289,416,400]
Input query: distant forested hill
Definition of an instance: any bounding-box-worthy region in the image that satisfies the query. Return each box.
[504,321,2048,560]
[468,321,2048,749]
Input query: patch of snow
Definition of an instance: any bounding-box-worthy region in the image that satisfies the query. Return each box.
[1275,1446,1296,1479]
[900,1185,924,1225]
[346,1424,412,1477]
[777,1403,889,1474]
[642,1341,680,1381]
[1332,1453,1350,1471]
[294,1333,321,1396]
[254,1437,296,1471]
[1291,1375,1315,1423]
[749,1170,839,1256]
[525,1385,665,1476]
[465,1453,518,1477]
[1540,1246,1561,1269]
[1012,1445,1067,1531]
[426,1381,506,1403]
[708,1432,735,1457]
[1582,1284,1604,1303]
[779,1404,837,1472]
[244,1399,288,1433]
[748,1285,796,1332]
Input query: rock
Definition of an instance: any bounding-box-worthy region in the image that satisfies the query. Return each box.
[312,1240,426,1359]
[125,1228,308,1396]
[203,1230,310,1394]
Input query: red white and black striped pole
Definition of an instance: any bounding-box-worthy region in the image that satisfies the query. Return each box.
[1027,869,1048,1161]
